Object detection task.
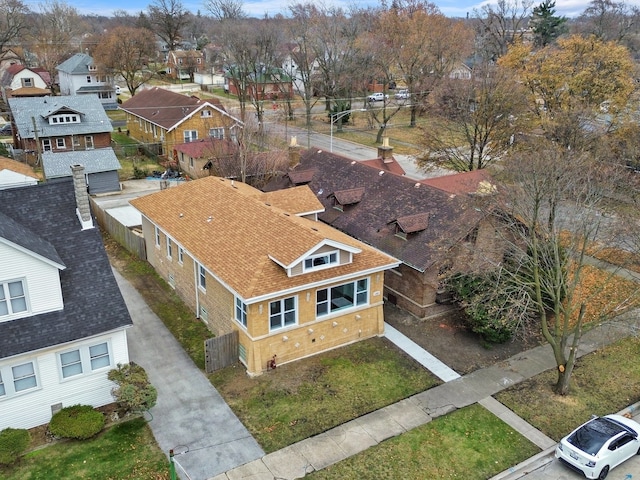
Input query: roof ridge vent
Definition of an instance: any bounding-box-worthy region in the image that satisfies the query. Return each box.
[378,171,384,176]
[414,183,421,188]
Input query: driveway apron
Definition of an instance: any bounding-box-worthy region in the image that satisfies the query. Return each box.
[114,269,264,480]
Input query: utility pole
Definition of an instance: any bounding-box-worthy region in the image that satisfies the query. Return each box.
[31,116,42,166]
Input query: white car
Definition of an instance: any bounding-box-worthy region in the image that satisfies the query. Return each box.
[115,86,122,95]
[395,89,410,100]
[367,92,388,102]
[556,414,640,479]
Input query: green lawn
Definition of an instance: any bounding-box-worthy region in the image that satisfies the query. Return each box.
[209,338,440,452]
[307,404,540,480]
[496,335,640,441]
[0,418,168,480]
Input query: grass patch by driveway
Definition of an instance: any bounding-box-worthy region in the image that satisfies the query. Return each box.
[307,403,540,480]
[0,418,168,480]
[209,338,440,452]
[496,335,640,441]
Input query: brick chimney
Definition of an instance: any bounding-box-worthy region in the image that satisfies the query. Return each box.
[71,164,94,230]
[378,137,393,163]
[288,136,301,168]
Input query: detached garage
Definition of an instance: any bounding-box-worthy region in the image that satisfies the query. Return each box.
[42,148,122,194]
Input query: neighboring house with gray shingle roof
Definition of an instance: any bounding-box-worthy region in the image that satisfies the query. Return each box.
[0,168,132,430]
[42,148,122,194]
[264,149,506,318]
[56,53,117,110]
[8,95,113,164]
[131,176,399,375]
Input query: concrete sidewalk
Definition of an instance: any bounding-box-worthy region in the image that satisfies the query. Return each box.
[210,308,640,480]
[114,270,264,480]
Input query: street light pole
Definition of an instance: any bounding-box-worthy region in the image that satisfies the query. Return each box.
[330,108,366,153]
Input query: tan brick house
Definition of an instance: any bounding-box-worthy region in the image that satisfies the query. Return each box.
[131,177,399,375]
[120,87,242,158]
[264,150,506,319]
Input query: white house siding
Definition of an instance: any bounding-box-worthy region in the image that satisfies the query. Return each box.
[0,242,64,317]
[0,329,129,430]
[10,70,48,91]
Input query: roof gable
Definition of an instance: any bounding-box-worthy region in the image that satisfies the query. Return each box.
[120,87,241,131]
[264,151,487,272]
[0,180,132,359]
[131,177,397,301]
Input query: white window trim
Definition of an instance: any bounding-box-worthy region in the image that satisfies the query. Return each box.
[42,138,52,151]
[0,278,29,321]
[0,360,40,399]
[56,137,66,149]
[166,237,173,259]
[184,130,198,143]
[209,127,224,139]
[154,226,160,247]
[316,278,369,318]
[235,297,247,327]
[58,341,112,381]
[85,135,94,150]
[269,296,297,331]
[197,263,206,291]
[303,250,339,273]
[178,246,184,265]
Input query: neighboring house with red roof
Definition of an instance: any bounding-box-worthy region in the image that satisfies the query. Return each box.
[359,138,406,176]
[131,176,399,375]
[264,149,505,318]
[121,87,243,158]
[0,65,51,97]
[173,138,237,179]
[420,169,497,196]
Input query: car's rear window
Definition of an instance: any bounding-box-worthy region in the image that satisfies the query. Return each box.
[568,418,627,455]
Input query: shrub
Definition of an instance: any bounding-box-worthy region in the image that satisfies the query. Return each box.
[49,405,105,440]
[132,165,148,179]
[108,362,157,413]
[0,428,30,465]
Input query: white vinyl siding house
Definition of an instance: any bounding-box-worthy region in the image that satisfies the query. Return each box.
[0,242,64,321]
[0,330,129,430]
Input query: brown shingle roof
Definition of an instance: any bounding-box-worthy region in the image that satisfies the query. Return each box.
[394,213,429,234]
[420,169,497,196]
[131,177,398,300]
[120,87,234,131]
[0,156,42,179]
[263,150,487,272]
[332,187,365,206]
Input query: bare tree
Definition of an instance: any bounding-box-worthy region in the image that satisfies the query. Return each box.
[495,140,635,395]
[418,62,528,172]
[0,0,28,55]
[28,0,84,94]
[473,0,533,61]
[93,26,158,96]
[146,0,189,50]
[205,0,245,20]
[573,0,640,43]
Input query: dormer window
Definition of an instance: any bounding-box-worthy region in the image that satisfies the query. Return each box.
[0,279,28,317]
[329,187,364,212]
[390,213,429,240]
[49,114,80,125]
[304,251,338,272]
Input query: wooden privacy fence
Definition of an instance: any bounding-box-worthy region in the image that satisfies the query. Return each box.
[205,331,238,373]
[91,199,147,260]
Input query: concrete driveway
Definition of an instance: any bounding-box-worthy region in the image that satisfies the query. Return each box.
[114,269,264,480]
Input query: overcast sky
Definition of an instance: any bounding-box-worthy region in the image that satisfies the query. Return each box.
[23,0,640,21]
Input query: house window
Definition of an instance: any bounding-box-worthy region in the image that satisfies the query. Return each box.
[13,362,37,392]
[209,128,224,139]
[178,247,184,264]
[42,139,52,151]
[269,296,296,330]
[59,342,111,380]
[86,75,92,83]
[235,298,247,327]
[85,136,94,150]
[21,77,33,87]
[0,372,4,396]
[197,263,206,290]
[316,278,368,317]
[201,110,212,118]
[154,226,160,247]
[89,343,110,370]
[48,114,79,125]
[99,92,110,99]
[184,130,197,143]
[304,251,338,272]
[0,280,27,317]
[73,136,80,147]
[60,350,83,378]
[56,138,66,149]
[178,58,183,64]
[189,158,194,168]
[167,238,173,259]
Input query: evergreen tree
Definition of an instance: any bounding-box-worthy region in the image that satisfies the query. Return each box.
[530,0,567,47]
